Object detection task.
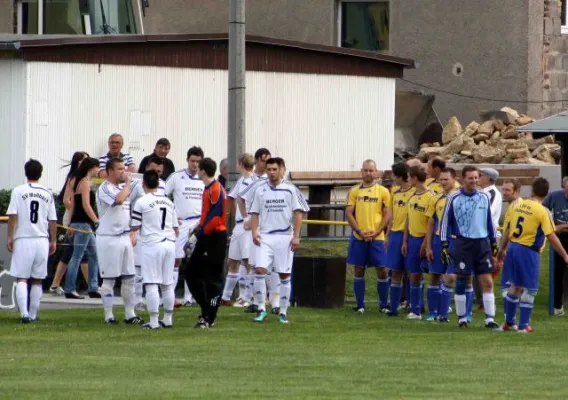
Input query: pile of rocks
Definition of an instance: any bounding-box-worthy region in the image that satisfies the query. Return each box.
[417,107,561,165]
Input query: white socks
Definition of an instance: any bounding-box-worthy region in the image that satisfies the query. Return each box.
[455,294,466,318]
[121,277,136,320]
[222,272,239,301]
[16,282,28,318]
[483,292,496,319]
[101,279,115,321]
[238,263,247,299]
[246,269,254,303]
[146,284,160,328]
[254,274,267,311]
[134,266,143,304]
[161,283,175,326]
[270,272,281,308]
[29,284,42,320]
[279,277,291,315]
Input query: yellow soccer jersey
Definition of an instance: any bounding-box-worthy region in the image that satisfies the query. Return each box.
[390,186,415,232]
[425,192,450,236]
[407,190,434,238]
[503,198,523,238]
[508,199,555,252]
[426,178,461,195]
[347,183,391,241]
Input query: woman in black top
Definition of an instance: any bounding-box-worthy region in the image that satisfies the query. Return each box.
[63,158,101,299]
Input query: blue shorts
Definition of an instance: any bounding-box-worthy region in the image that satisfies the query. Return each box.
[346,235,385,267]
[507,242,540,291]
[386,231,405,271]
[501,253,512,289]
[406,235,426,274]
[429,235,446,275]
[451,237,494,276]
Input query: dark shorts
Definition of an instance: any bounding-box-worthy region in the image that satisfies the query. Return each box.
[406,235,426,274]
[60,235,88,264]
[386,231,405,271]
[451,237,494,276]
[347,235,385,267]
[506,242,540,291]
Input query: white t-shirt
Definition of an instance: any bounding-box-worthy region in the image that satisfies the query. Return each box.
[131,193,178,244]
[238,174,267,210]
[482,184,503,240]
[129,178,166,204]
[97,181,131,235]
[164,169,204,220]
[7,183,57,240]
[249,180,307,235]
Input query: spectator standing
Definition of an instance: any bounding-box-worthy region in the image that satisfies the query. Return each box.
[542,177,568,316]
[138,138,176,180]
[218,158,229,189]
[98,133,137,179]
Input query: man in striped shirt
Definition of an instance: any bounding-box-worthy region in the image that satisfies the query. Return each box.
[98,133,137,179]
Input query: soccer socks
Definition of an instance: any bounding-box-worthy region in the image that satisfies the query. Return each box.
[504,293,519,325]
[146,284,160,328]
[161,283,175,326]
[439,284,453,319]
[222,272,239,301]
[238,263,247,300]
[454,277,467,318]
[254,274,267,311]
[353,277,365,309]
[419,280,425,313]
[270,272,280,308]
[134,266,143,305]
[427,285,440,316]
[410,283,421,315]
[16,281,29,318]
[245,268,254,303]
[389,283,402,314]
[279,277,291,315]
[28,284,42,320]
[377,278,389,309]
[519,290,536,329]
[465,286,473,317]
[482,292,496,320]
[101,279,115,321]
[121,277,136,320]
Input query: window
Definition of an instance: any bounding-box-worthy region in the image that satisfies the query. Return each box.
[339,1,389,51]
[562,0,568,35]
[17,0,137,35]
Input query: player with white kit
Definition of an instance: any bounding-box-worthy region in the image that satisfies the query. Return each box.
[164,146,205,307]
[250,157,308,324]
[129,156,166,308]
[131,170,179,330]
[96,158,144,325]
[7,159,57,323]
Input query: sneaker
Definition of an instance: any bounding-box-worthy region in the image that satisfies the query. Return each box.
[438,317,450,323]
[271,307,280,315]
[135,302,146,311]
[158,320,173,329]
[21,316,33,324]
[105,318,119,325]
[142,323,160,330]
[220,299,232,306]
[495,322,518,332]
[406,313,422,320]
[386,310,399,317]
[194,317,210,329]
[379,307,390,314]
[233,298,250,308]
[466,314,473,323]
[518,325,534,333]
[49,287,64,296]
[485,319,499,329]
[183,301,195,307]
[254,310,268,323]
[554,307,565,317]
[124,316,145,325]
[278,313,289,324]
[244,304,259,314]
[353,307,365,314]
[424,314,437,322]
[458,317,468,328]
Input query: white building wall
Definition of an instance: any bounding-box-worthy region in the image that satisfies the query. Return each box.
[22,62,395,192]
[0,59,27,191]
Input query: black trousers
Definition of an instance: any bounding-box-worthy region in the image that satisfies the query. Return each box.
[184,231,228,324]
[554,249,567,309]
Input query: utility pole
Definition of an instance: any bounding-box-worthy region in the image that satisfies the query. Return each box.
[228,0,246,193]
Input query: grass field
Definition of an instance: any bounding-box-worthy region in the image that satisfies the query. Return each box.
[1,242,567,399]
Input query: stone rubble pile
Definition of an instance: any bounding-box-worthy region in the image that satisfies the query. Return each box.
[417,107,561,165]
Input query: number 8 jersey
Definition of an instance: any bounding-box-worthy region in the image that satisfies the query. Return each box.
[131,193,179,244]
[7,183,57,239]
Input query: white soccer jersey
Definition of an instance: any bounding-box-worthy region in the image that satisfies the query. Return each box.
[238,174,267,212]
[129,178,166,204]
[229,175,258,223]
[131,193,178,244]
[7,184,57,239]
[249,180,308,234]
[164,169,204,221]
[97,181,131,235]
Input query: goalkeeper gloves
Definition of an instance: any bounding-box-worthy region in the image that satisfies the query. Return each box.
[441,241,451,266]
[491,242,498,258]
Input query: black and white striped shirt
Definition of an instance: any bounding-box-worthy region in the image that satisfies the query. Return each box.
[98,152,136,172]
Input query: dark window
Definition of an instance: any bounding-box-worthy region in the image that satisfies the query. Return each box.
[341,1,389,51]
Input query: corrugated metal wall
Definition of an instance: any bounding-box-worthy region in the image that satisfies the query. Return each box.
[23,62,395,192]
[0,59,27,191]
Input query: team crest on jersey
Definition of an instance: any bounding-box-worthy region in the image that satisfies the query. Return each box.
[412,203,427,212]
[459,262,465,270]
[397,200,406,207]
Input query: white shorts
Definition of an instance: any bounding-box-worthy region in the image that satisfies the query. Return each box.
[140,240,176,285]
[133,231,142,266]
[97,234,135,279]
[9,237,49,279]
[256,234,294,274]
[175,219,199,259]
[228,226,251,261]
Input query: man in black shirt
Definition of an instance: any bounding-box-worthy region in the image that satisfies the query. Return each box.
[138,138,176,180]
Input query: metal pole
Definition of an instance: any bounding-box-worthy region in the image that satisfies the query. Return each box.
[228,0,246,193]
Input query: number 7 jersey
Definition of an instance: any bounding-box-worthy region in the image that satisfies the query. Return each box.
[131,193,179,244]
[6,183,57,239]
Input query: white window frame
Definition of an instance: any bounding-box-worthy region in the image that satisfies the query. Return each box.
[336,0,390,49]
